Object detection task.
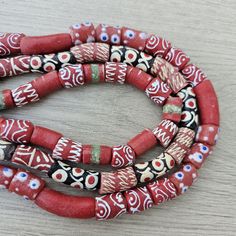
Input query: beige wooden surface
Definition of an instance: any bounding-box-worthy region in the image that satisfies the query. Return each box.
[0,0,236,235]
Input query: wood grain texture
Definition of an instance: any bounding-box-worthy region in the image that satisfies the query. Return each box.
[0,0,236,235]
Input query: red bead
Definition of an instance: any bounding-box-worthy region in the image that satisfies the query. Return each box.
[83,64,105,83]
[1,89,15,109]
[70,43,109,63]
[111,145,136,168]
[145,77,172,105]
[151,56,188,93]
[121,27,148,51]
[104,62,128,84]
[82,144,112,165]
[162,96,183,123]
[8,169,45,200]
[0,55,30,77]
[170,164,198,195]
[99,167,137,194]
[165,47,190,70]
[127,129,157,156]
[12,145,54,172]
[95,192,127,220]
[96,24,121,45]
[126,66,153,91]
[52,137,82,163]
[0,119,34,144]
[124,186,153,214]
[31,71,61,98]
[58,64,84,88]
[194,80,220,126]
[30,126,62,150]
[152,119,178,147]
[183,143,212,169]
[147,178,177,205]
[20,33,72,55]
[166,127,195,164]
[182,64,207,87]
[0,32,25,57]
[144,34,171,57]
[195,125,219,146]
[35,187,95,218]
[0,166,17,189]
[69,22,96,45]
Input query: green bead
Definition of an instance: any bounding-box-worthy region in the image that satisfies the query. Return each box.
[91,145,101,164]
[91,64,100,83]
[0,93,6,110]
[163,104,181,114]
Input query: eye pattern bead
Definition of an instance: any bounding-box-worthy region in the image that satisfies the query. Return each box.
[96,24,121,45]
[70,22,96,45]
[147,178,177,205]
[111,144,136,168]
[0,139,17,161]
[195,125,219,146]
[152,119,179,147]
[48,160,100,191]
[8,169,45,200]
[0,119,34,144]
[124,186,153,214]
[134,152,175,183]
[145,77,172,105]
[0,166,16,189]
[30,52,76,73]
[12,145,54,172]
[151,56,188,93]
[95,192,127,220]
[162,96,183,123]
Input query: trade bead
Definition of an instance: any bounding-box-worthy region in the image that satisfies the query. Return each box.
[183,142,212,169]
[95,192,127,220]
[20,33,72,55]
[82,145,112,165]
[145,77,172,105]
[0,119,34,144]
[164,47,190,70]
[0,89,15,110]
[12,145,54,172]
[126,66,153,91]
[0,55,30,77]
[151,56,188,93]
[147,178,177,205]
[70,43,110,63]
[170,164,198,195]
[58,64,85,88]
[48,160,100,191]
[52,137,82,163]
[8,169,45,200]
[162,96,183,123]
[30,126,62,150]
[0,139,17,161]
[124,186,153,214]
[121,27,149,51]
[99,166,137,194]
[127,129,157,156]
[194,80,220,126]
[69,22,96,45]
[182,64,207,87]
[104,62,127,84]
[152,119,179,147]
[144,34,171,57]
[83,64,105,83]
[0,166,17,189]
[166,127,195,164]
[134,152,175,183]
[0,32,25,57]
[96,24,121,45]
[111,145,136,168]
[195,125,219,146]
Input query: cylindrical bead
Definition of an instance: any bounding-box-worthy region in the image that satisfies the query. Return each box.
[0,165,17,189]
[195,125,219,146]
[83,64,105,83]
[0,89,15,110]
[104,62,127,84]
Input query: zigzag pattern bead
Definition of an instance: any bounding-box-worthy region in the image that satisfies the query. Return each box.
[105,62,127,84]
